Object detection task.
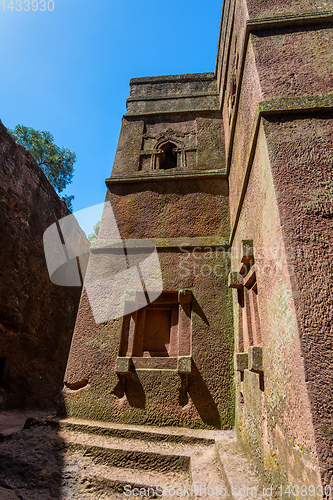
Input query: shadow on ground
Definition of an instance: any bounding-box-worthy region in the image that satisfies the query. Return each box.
[0,412,65,499]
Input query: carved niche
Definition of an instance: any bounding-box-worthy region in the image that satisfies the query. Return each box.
[139,128,197,172]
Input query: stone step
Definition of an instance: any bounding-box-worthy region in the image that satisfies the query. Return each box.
[22,417,264,499]
[79,475,163,499]
[64,440,190,475]
[62,454,190,499]
[57,419,231,498]
[59,417,216,446]
[216,438,264,500]
[79,462,188,489]
[60,427,211,457]
[60,429,229,498]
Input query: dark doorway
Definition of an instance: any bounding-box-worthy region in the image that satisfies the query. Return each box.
[160,142,177,170]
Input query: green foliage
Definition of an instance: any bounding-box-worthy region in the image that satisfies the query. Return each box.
[88,221,101,243]
[9,125,76,210]
[61,194,75,210]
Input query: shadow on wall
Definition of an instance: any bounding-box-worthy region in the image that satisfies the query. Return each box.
[112,361,221,429]
[113,372,146,409]
[187,362,221,429]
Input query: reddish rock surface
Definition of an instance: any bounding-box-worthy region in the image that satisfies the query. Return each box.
[0,121,82,410]
[63,74,235,431]
[12,0,329,494]
[217,0,332,492]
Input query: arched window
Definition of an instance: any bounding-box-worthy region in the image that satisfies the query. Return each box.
[159,141,177,170]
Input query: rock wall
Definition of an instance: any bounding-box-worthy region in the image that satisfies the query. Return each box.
[61,0,332,491]
[217,0,333,492]
[0,121,82,409]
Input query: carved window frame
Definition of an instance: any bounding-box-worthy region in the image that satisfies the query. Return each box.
[116,290,192,373]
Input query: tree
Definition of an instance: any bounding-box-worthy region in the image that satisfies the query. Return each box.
[88,221,101,243]
[9,125,76,210]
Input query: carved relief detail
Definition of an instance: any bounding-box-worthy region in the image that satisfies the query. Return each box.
[139,128,197,171]
[143,128,194,141]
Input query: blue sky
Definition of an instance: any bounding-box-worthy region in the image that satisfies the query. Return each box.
[0,0,222,233]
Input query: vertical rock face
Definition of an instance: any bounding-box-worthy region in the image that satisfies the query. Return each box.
[62,0,332,492]
[217,0,333,491]
[0,121,82,409]
[63,74,235,430]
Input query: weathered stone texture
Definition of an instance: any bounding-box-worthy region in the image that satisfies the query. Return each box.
[228,40,263,223]
[246,0,333,18]
[64,247,234,429]
[105,180,229,240]
[217,0,333,492]
[0,121,82,409]
[112,75,226,178]
[230,123,321,488]
[63,0,332,492]
[263,115,333,488]
[126,74,220,116]
[63,74,234,430]
[252,28,333,99]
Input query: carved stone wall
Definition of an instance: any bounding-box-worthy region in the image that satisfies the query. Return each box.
[218,0,333,491]
[0,121,82,409]
[62,0,332,492]
[63,74,234,430]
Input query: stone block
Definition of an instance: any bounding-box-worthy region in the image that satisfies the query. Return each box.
[235,352,249,371]
[248,346,263,373]
[178,289,192,304]
[177,356,192,374]
[116,357,132,374]
[228,272,243,289]
[241,240,254,264]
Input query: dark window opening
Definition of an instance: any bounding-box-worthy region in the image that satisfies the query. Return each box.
[143,308,171,357]
[127,296,180,358]
[0,357,6,381]
[160,142,177,170]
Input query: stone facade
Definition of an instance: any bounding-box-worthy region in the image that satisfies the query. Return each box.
[63,74,235,430]
[63,0,333,494]
[0,121,83,409]
[217,0,333,492]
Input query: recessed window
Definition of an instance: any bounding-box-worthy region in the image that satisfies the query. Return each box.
[159,142,177,170]
[141,304,178,357]
[118,291,192,370]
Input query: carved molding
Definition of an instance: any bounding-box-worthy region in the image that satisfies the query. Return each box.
[143,128,195,141]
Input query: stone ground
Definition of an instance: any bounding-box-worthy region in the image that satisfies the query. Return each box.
[0,412,264,499]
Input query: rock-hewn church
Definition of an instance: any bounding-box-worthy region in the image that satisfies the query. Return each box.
[0,0,332,496]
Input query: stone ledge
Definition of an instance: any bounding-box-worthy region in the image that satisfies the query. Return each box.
[259,94,333,115]
[132,357,178,370]
[234,352,249,371]
[116,357,132,374]
[115,356,193,373]
[130,73,215,84]
[105,169,227,186]
[228,272,243,289]
[127,91,218,103]
[91,236,230,253]
[126,96,221,116]
[247,10,333,30]
[177,356,192,374]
